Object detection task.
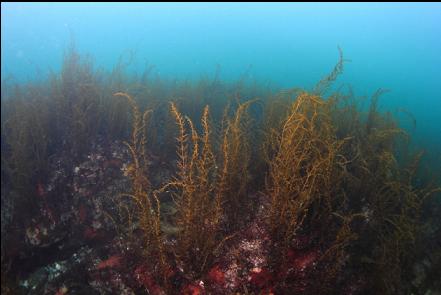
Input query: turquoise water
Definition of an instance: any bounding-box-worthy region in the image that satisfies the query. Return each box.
[2,2,441,150]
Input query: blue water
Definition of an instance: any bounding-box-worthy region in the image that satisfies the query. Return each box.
[2,2,441,151]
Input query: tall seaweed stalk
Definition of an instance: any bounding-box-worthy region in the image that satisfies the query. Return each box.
[113,92,166,283]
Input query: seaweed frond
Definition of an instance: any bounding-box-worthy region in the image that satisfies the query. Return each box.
[113,92,166,282]
[169,102,223,276]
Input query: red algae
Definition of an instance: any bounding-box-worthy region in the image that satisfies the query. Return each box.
[249,267,273,289]
[36,182,46,198]
[181,283,204,295]
[207,265,225,286]
[96,255,122,270]
[288,248,319,271]
[134,264,163,295]
[83,227,98,240]
[78,204,87,223]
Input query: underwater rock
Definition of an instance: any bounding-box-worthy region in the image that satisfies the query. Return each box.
[19,246,92,294]
[4,138,138,294]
